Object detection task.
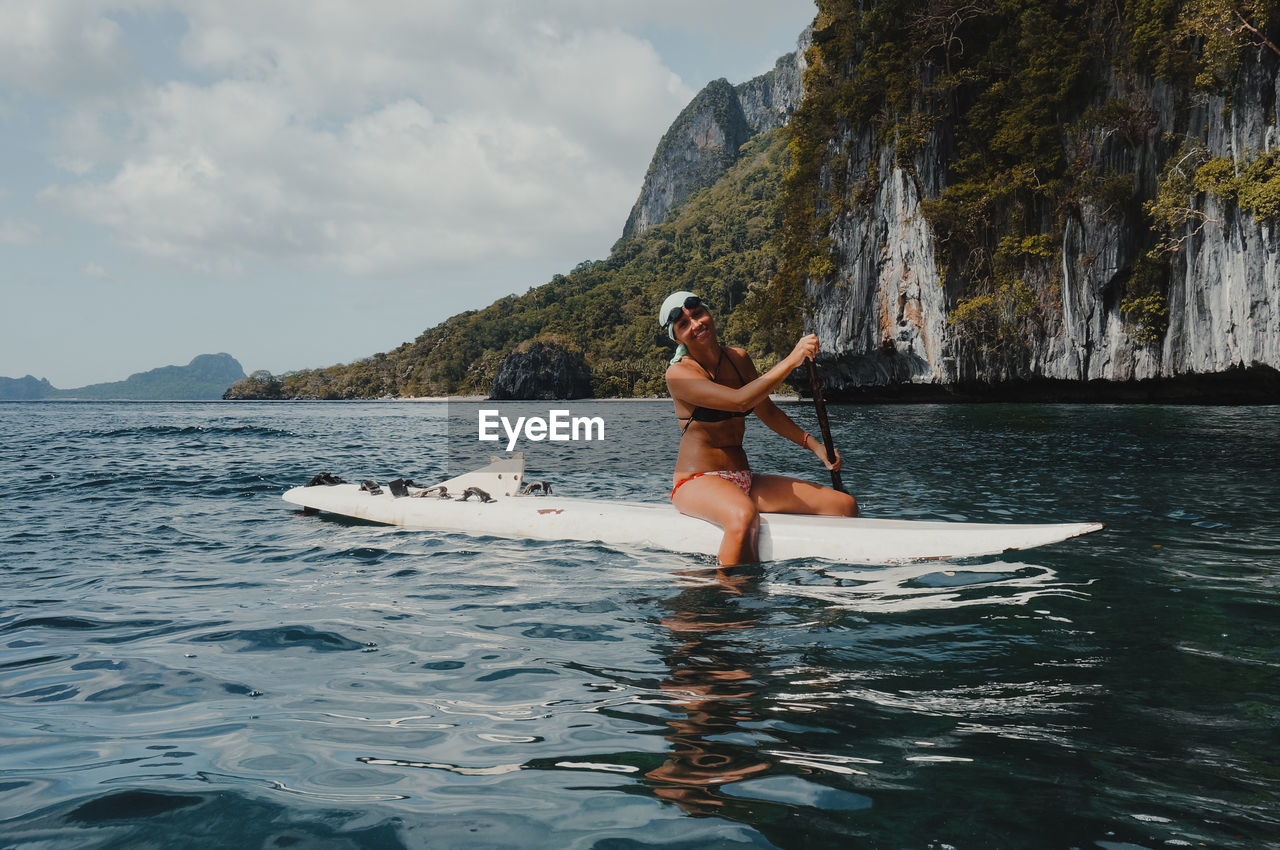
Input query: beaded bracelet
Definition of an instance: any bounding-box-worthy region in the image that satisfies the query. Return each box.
[802,432,811,449]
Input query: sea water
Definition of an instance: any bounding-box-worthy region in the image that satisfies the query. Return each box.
[1,401,1277,849]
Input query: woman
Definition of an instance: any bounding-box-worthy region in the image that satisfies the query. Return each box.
[661,290,859,566]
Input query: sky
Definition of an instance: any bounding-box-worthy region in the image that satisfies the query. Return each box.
[0,0,816,388]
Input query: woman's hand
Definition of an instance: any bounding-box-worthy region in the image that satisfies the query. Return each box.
[810,440,842,471]
[787,334,820,368]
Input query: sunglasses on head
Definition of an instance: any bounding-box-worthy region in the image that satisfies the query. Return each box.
[664,296,705,329]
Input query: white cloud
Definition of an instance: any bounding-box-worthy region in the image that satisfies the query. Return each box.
[36,1,701,277]
[0,0,139,96]
[0,217,40,244]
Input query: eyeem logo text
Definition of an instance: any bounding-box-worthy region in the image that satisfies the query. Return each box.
[478,409,605,451]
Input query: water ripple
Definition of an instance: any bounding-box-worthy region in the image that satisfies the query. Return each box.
[770,561,1090,613]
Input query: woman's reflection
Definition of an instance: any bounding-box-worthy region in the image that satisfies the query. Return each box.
[645,565,775,813]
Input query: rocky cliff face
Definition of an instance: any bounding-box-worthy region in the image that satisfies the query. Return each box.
[622,32,809,240]
[734,36,810,136]
[489,342,592,400]
[809,49,1280,401]
[1152,56,1280,385]
[809,123,951,392]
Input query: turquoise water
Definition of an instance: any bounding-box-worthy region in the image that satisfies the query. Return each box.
[1,401,1277,848]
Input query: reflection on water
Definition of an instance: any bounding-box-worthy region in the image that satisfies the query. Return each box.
[772,560,1091,613]
[644,568,773,812]
[642,567,879,823]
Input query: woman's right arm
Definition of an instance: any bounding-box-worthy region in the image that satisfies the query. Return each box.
[666,335,820,413]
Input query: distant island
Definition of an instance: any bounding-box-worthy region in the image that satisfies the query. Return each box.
[0,354,246,401]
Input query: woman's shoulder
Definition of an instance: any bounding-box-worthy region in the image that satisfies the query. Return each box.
[722,346,758,375]
[665,356,700,379]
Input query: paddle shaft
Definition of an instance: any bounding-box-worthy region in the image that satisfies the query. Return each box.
[806,359,846,493]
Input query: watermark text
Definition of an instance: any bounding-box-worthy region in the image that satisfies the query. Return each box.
[478,409,605,451]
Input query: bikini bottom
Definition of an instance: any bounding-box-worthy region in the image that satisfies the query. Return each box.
[670,469,754,501]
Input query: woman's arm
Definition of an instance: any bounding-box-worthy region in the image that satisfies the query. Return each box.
[736,350,841,470]
[753,396,808,444]
[754,396,842,471]
[665,336,818,413]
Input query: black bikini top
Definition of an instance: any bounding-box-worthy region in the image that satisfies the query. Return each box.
[677,348,750,433]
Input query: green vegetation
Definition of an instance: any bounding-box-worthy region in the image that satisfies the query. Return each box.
[1140,138,1280,255]
[225,370,284,400]
[1118,254,1171,347]
[1195,148,1280,222]
[773,0,1105,352]
[949,279,1043,355]
[1145,139,1217,255]
[1128,0,1278,88]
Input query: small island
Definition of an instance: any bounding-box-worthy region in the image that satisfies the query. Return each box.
[0,354,246,401]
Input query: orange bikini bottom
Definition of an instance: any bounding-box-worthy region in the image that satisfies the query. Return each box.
[670,469,754,500]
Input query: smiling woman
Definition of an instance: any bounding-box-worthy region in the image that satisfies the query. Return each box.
[660,290,858,566]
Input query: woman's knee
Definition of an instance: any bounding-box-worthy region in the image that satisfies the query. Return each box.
[721,502,760,537]
[828,491,859,517]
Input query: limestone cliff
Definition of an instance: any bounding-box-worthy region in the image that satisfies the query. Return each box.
[622,32,808,240]
[798,22,1279,402]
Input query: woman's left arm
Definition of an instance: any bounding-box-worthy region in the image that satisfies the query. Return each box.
[737,350,842,472]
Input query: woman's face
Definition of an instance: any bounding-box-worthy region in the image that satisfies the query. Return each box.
[672,304,715,346]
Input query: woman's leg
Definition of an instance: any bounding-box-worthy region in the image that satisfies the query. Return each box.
[749,473,859,517]
[671,475,762,566]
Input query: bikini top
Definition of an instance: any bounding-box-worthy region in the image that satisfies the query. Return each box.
[677,348,751,434]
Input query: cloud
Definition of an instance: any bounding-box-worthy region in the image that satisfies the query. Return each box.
[0,217,40,244]
[83,261,111,279]
[36,2,706,277]
[0,1,139,97]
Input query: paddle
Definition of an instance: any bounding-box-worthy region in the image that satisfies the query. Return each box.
[806,359,846,494]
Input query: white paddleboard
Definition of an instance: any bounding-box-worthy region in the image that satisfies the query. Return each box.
[282,456,1103,564]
